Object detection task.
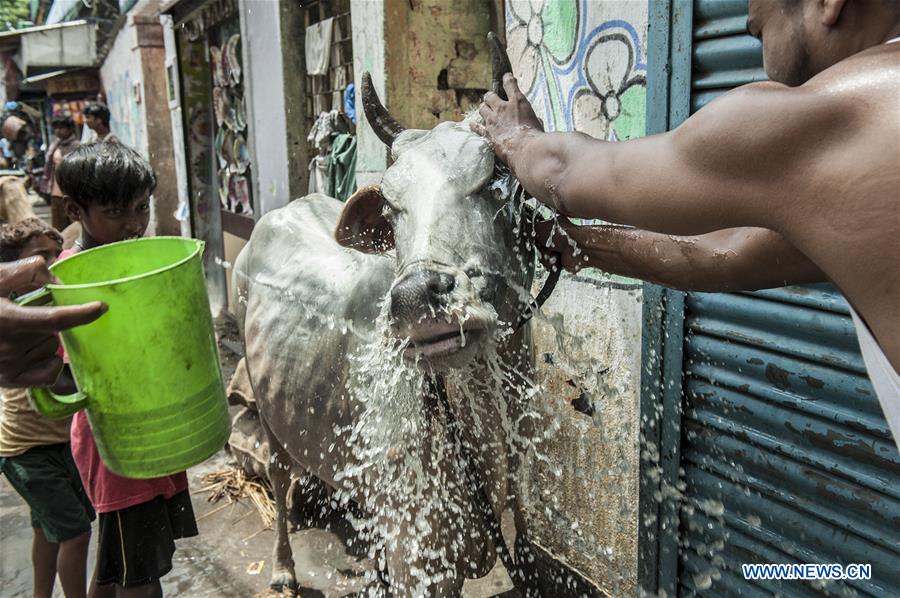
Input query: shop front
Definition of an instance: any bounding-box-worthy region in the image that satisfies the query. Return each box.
[161,0,249,314]
[161,0,358,315]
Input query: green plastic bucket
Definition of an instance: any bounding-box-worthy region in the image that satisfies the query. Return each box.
[23,237,230,479]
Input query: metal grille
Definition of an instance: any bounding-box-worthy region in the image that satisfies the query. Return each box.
[672,1,900,595]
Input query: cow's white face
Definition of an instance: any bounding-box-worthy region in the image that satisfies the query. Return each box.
[335,121,533,369]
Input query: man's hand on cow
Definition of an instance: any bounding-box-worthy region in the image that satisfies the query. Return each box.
[473,73,544,172]
[0,256,107,388]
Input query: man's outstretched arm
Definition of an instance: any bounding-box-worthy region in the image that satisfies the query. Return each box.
[536,220,826,292]
[479,74,848,237]
[0,257,106,387]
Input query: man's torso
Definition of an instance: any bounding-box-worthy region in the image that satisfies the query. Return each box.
[773,43,900,370]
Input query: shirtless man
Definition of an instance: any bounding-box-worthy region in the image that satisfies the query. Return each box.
[477,0,899,440]
[0,257,105,387]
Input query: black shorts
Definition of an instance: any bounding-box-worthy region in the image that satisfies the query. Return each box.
[95,490,198,588]
[0,443,95,543]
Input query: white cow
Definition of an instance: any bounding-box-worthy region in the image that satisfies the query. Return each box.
[234,38,541,596]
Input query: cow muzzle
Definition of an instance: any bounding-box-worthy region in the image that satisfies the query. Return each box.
[389,268,489,361]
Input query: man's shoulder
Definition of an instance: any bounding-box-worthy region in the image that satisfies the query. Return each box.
[805,44,900,97]
[799,46,900,142]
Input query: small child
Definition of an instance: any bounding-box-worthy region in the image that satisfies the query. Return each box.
[55,143,198,598]
[0,217,95,598]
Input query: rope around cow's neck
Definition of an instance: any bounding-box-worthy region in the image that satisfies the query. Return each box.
[512,200,562,333]
[490,162,562,333]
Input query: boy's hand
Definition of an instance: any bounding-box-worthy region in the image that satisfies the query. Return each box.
[0,257,107,387]
[0,256,52,296]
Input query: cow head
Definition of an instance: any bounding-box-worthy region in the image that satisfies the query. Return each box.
[335,36,534,369]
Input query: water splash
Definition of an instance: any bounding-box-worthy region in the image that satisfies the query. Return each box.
[222,184,651,594]
[326,304,555,595]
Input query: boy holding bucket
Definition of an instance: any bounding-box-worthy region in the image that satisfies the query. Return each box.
[0,217,95,598]
[55,143,199,598]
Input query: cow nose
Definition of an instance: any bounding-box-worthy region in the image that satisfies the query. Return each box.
[390,270,455,320]
[425,271,454,297]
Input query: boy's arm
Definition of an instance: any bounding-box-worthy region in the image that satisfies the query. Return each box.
[538,221,826,292]
[481,75,848,237]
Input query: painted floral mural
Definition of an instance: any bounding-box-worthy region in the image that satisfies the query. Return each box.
[506,0,647,279]
[506,0,647,140]
[506,1,579,99]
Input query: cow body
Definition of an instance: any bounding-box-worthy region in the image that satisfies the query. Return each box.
[235,193,393,488]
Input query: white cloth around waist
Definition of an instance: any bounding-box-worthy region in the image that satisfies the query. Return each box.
[849,305,900,451]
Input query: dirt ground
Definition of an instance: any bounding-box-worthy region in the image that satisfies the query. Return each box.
[1,448,515,597]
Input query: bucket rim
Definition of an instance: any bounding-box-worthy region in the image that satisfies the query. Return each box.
[48,236,204,291]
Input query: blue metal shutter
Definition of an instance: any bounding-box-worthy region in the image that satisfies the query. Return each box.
[641,1,900,596]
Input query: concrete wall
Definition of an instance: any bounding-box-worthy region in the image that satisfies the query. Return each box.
[277,0,311,202]
[101,0,179,235]
[101,19,145,151]
[384,0,495,128]
[350,0,387,188]
[160,13,192,237]
[134,4,179,235]
[238,0,290,216]
[351,0,499,187]
[505,1,649,594]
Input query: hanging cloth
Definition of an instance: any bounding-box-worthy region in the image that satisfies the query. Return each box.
[305,17,334,76]
[307,109,348,153]
[308,154,330,195]
[327,133,357,202]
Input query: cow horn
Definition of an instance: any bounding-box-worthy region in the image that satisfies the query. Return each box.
[360,71,405,147]
[488,32,513,101]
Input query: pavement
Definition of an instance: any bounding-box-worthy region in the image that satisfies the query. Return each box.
[29,193,50,221]
[1,448,516,597]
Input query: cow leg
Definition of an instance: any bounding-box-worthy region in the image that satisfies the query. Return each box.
[261,418,298,595]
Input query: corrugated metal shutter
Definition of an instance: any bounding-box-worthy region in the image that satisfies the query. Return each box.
[670,1,900,596]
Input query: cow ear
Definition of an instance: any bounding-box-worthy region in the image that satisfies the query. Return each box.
[334,185,395,253]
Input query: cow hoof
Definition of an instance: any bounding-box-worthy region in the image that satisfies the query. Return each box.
[269,571,298,594]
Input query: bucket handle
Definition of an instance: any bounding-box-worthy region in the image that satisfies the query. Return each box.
[16,288,90,420]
